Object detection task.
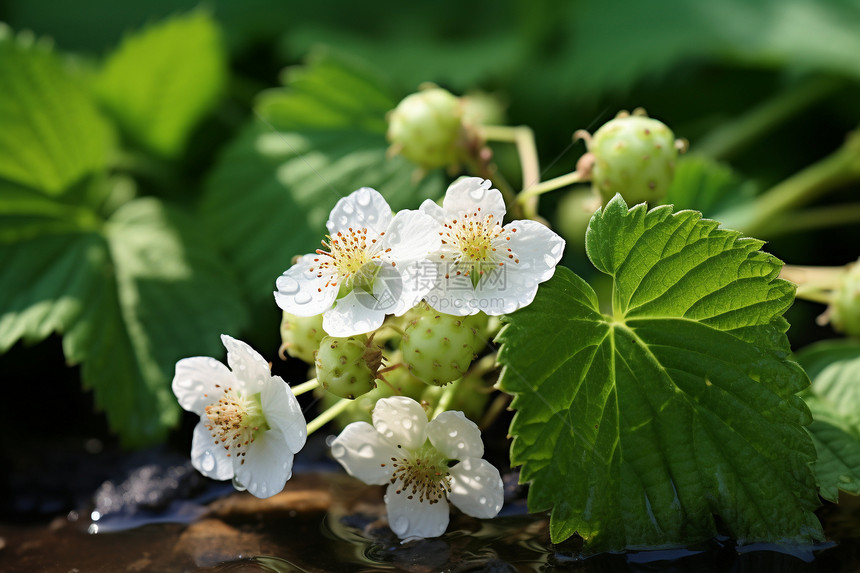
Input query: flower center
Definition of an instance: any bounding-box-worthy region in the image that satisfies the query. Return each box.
[385,443,451,504]
[440,209,519,287]
[309,228,388,293]
[204,386,269,465]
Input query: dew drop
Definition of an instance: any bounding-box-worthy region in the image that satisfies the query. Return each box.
[295,291,312,305]
[356,190,373,207]
[448,429,458,438]
[200,451,216,472]
[469,187,486,201]
[331,444,346,458]
[457,441,465,450]
[392,516,409,535]
[479,496,487,505]
[358,444,374,458]
[402,418,413,430]
[278,276,300,295]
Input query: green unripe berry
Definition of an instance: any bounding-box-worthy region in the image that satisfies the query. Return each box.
[279,311,326,364]
[387,87,464,170]
[315,335,382,399]
[829,260,860,337]
[401,306,487,386]
[588,111,681,206]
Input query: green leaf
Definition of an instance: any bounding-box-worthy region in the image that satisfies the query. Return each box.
[496,195,821,550]
[94,10,226,158]
[0,196,248,446]
[797,339,860,501]
[0,30,113,194]
[199,48,443,307]
[664,155,756,219]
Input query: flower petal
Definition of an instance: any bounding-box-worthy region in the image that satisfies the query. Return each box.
[221,335,272,395]
[427,411,484,460]
[327,187,393,236]
[233,429,294,498]
[173,356,235,415]
[261,375,307,454]
[419,198,446,224]
[191,419,234,481]
[441,177,506,223]
[274,254,338,317]
[385,482,450,540]
[330,421,400,485]
[388,260,438,316]
[322,289,386,336]
[422,260,483,317]
[372,396,428,450]
[381,209,442,263]
[500,219,565,284]
[447,458,504,519]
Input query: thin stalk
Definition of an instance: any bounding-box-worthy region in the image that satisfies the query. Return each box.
[721,132,860,236]
[290,378,319,397]
[306,398,352,436]
[479,392,511,431]
[517,171,585,205]
[761,203,860,238]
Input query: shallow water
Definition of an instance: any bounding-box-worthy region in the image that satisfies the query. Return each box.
[3,466,860,572]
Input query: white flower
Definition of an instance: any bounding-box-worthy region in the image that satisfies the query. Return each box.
[274,187,441,337]
[172,335,307,499]
[420,177,565,315]
[331,396,504,541]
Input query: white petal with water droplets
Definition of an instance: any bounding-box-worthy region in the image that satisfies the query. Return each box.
[261,376,307,454]
[427,411,484,460]
[330,422,400,485]
[221,334,272,394]
[274,254,338,317]
[233,430,294,498]
[381,209,442,263]
[191,420,233,481]
[447,458,504,519]
[372,396,428,450]
[326,187,393,236]
[173,356,234,415]
[385,482,450,541]
[322,289,386,336]
[442,177,506,223]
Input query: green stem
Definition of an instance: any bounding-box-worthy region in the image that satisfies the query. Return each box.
[290,378,319,397]
[306,398,352,435]
[517,170,585,204]
[720,131,860,236]
[695,76,841,160]
[431,378,461,420]
[760,203,860,238]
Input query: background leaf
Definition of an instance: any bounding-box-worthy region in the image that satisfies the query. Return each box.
[496,196,821,549]
[797,339,860,501]
[0,31,113,194]
[94,10,226,158]
[199,48,443,316]
[0,195,248,445]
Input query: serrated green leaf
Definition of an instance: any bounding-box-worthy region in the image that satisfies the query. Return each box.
[94,10,226,158]
[0,196,248,446]
[199,49,443,307]
[0,31,113,194]
[797,339,860,500]
[496,195,821,550]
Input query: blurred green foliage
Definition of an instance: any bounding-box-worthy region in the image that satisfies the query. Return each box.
[1,0,859,446]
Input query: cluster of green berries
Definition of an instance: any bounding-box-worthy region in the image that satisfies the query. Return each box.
[576,109,687,206]
[279,306,493,425]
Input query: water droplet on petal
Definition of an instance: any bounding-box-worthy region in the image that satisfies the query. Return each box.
[358,444,374,458]
[392,516,409,535]
[200,451,216,472]
[457,441,465,450]
[448,429,458,438]
[402,418,412,430]
[479,496,487,505]
[295,291,312,305]
[331,444,346,458]
[278,276,299,295]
